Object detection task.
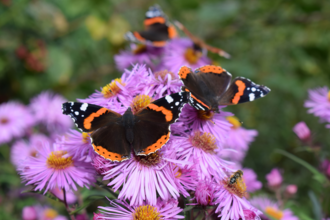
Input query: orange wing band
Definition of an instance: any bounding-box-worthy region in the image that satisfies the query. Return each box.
[133,32,146,42]
[93,144,128,162]
[199,65,224,74]
[140,132,170,155]
[179,66,191,79]
[168,25,177,39]
[147,104,173,122]
[84,108,109,130]
[232,80,246,104]
[190,93,210,109]
[144,17,166,26]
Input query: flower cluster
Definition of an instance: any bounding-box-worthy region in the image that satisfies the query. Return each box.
[53,60,263,218]
[3,5,295,220]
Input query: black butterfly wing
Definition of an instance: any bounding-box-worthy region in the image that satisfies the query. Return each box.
[179,65,232,111]
[62,102,121,132]
[132,92,188,155]
[62,102,130,162]
[91,124,131,162]
[218,77,271,105]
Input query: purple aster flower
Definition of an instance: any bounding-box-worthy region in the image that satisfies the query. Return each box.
[22,206,38,220]
[95,198,183,220]
[172,163,198,197]
[162,38,212,73]
[304,86,330,126]
[174,130,233,179]
[214,172,262,220]
[178,104,233,144]
[320,159,330,179]
[101,142,187,206]
[0,101,34,144]
[293,121,311,142]
[191,178,218,206]
[114,44,163,71]
[30,91,72,134]
[250,196,299,220]
[222,116,258,163]
[241,168,262,193]
[18,141,96,192]
[11,134,50,167]
[92,154,112,175]
[78,64,151,109]
[285,185,297,196]
[142,69,183,99]
[56,130,94,162]
[266,168,283,188]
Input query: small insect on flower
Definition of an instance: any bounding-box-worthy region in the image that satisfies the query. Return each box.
[229,170,244,185]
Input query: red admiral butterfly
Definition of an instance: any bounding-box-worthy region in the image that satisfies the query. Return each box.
[62,92,188,162]
[125,5,177,47]
[179,65,270,113]
[174,21,230,59]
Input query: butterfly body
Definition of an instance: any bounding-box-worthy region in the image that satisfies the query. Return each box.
[179,65,270,112]
[62,92,188,162]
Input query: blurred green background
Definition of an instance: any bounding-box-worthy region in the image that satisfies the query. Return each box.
[1,0,330,219]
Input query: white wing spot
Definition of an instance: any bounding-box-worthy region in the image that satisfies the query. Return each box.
[75,111,79,115]
[251,87,256,92]
[175,102,180,106]
[249,93,255,101]
[165,95,174,103]
[80,103,88,111]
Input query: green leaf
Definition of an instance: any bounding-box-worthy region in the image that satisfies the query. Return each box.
[308,191,322,220]
[276,149,328,184]
[182,205,195,212]
[70,195,105,215]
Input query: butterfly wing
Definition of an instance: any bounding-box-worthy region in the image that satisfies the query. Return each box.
[218,77,271,105]
[62,102,130,162]
[125,5,176,47]
[91,124,131,162]
[62,102,120,132]
[132,92,188,155]
[179,65,232,112]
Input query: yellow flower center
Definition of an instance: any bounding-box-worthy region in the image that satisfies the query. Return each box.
[44,208,58,219]
[134,151,161,167]
[101,78,125,98]
[133,44,147,55]
[82,132,89,143]
[47,151,73,170]
[327,91,330,102]
[189,131,217,154]
[0,117,8,124]
[154,70,176,81]
[184,47,202,64]
[227,116,241,129]
[223,171,247,198]
[265,207,284,220]
[131,95,154,114]
[197,110,214,121]
[133,205,162,220]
